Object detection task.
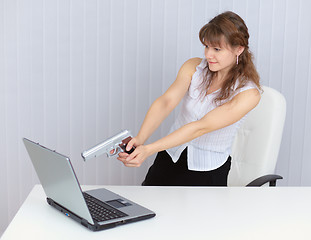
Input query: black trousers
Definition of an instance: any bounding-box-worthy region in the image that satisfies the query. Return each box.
[142,148,231,186]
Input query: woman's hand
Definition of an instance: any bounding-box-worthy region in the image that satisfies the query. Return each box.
[117,144,153,167]
[117,136,145,167]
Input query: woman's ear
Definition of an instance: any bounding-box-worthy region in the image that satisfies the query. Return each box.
[236,46,245,56]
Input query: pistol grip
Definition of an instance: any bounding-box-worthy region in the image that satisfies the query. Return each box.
[124,147,135,154]
[119,136,135,154]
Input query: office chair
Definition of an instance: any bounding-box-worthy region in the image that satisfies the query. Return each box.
[228,86,286,187]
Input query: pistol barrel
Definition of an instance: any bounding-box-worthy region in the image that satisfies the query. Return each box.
[81,130,130,161]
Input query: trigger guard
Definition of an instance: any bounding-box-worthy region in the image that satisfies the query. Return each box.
[107,146,122,158]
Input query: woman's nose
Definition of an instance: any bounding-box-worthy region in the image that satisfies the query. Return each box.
[205,48,213,59]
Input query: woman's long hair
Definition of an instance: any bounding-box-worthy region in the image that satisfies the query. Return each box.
[199,11,261,103]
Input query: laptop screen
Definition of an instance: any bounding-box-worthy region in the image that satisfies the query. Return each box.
[23,138,94,224]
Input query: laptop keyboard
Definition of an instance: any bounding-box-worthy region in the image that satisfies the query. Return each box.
[83,192,128,222]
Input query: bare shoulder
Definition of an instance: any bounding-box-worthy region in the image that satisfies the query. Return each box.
[179,58,203,76]
[183,57,202,69]
[243,88,261,102]
[231,88,261,109]
[185,57,202,65]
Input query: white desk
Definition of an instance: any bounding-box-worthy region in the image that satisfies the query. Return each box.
[1,185,311,240]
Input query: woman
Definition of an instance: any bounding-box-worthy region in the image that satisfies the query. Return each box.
[117,11,261,186]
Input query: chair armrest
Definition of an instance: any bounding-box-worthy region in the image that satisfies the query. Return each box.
[246,174,283,187]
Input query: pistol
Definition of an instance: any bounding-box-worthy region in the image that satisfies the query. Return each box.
[81,130,135,161]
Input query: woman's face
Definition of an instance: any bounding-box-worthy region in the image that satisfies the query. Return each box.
[204,38,243,77]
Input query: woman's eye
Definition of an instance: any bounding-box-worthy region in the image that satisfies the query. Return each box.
[214,48,221,51]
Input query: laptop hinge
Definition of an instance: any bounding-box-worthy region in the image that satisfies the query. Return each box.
[81,218,88,227]
[82,218,102,231]
[47,197,99,231]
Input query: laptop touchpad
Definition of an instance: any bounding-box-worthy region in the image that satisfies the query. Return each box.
[106,199,132,208]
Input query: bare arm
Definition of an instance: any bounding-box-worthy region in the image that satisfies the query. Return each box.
[148,88,260,152]
[121,88,260,167]
[133,58,202,145]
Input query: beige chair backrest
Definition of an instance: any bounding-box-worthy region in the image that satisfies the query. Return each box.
[228,86,286,186]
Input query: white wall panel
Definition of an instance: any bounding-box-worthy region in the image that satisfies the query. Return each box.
[287,0,311,185]
[301,55,311,184]
[279,0,304,186]
[269,0,286,90]
[95,0,111,185]
[0,0,8,234]
[1,0,311,236]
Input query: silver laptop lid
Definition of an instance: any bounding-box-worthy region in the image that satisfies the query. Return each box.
[23,138,94,224]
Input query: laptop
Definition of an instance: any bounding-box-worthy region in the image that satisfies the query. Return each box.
[23,138,155,231]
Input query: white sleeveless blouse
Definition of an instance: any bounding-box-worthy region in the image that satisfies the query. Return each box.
[166,58,258,171]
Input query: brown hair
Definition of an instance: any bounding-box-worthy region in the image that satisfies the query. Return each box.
[199,11,261,103]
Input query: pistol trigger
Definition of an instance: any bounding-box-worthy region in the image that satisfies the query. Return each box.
[107,147,117,157]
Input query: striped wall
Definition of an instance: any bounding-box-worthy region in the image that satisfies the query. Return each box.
[1,0,311,236]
